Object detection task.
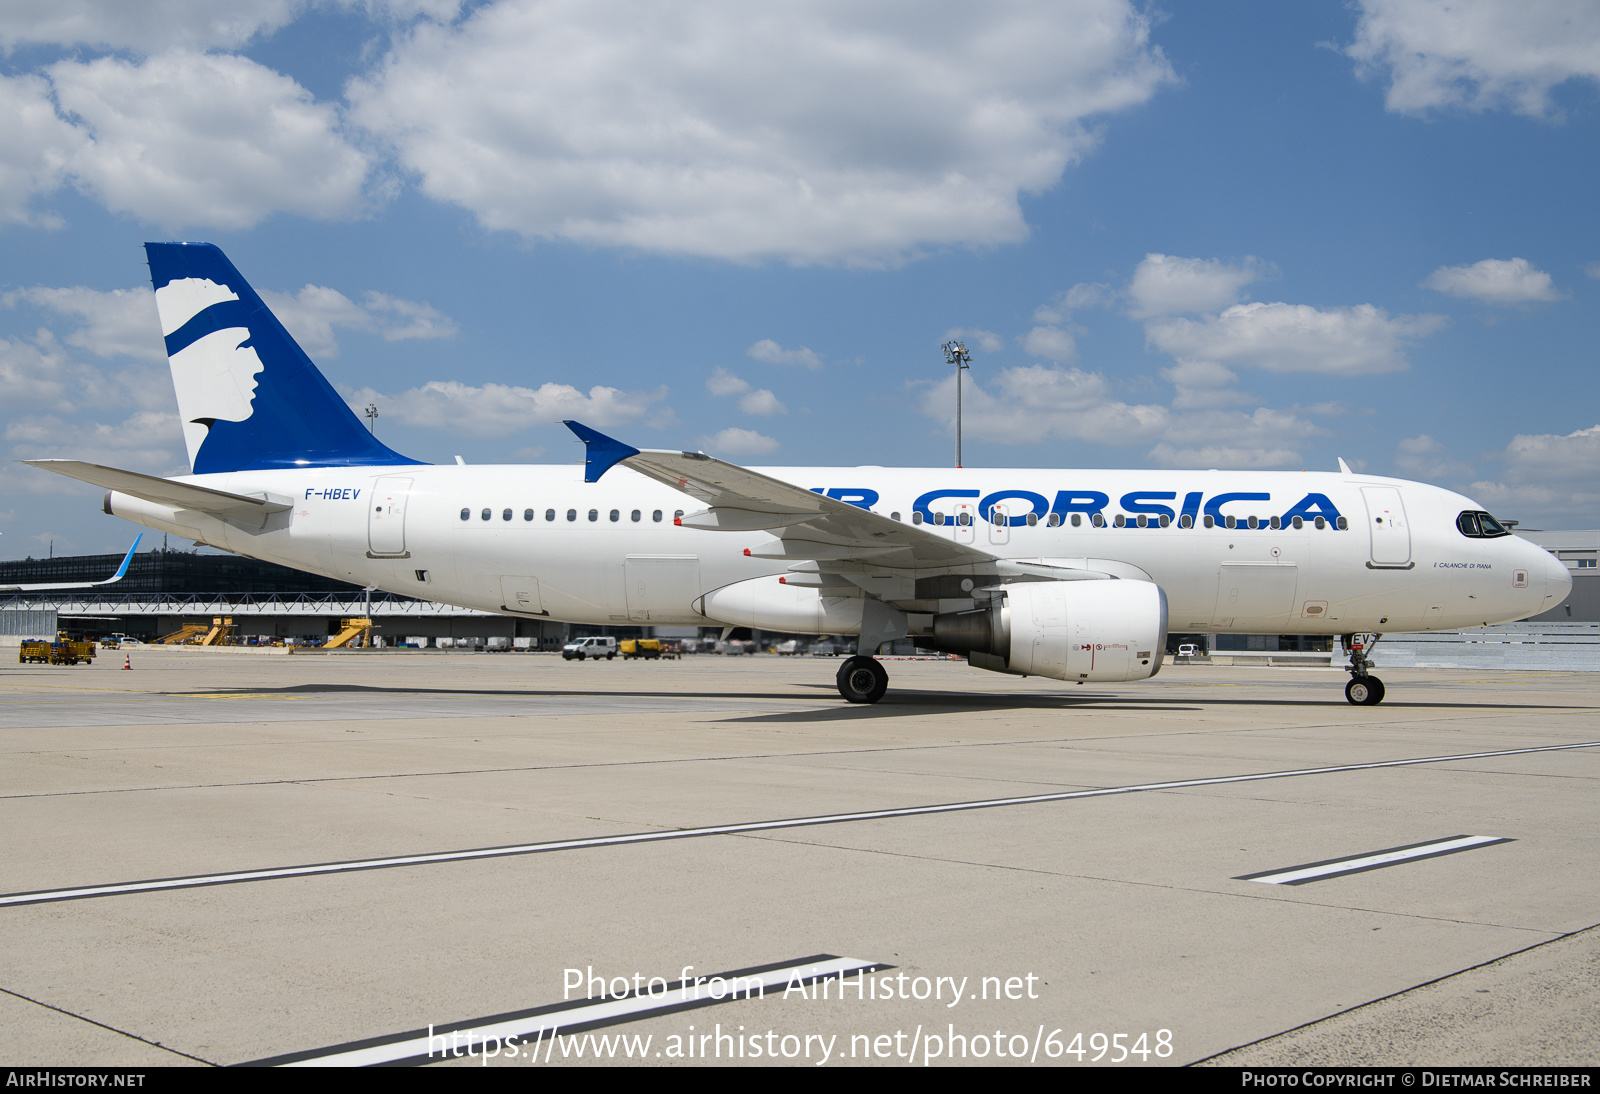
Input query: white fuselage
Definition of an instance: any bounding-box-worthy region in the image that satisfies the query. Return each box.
[106,464,1569,635]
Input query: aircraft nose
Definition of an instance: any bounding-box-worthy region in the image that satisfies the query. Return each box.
[1542,548,1573,610]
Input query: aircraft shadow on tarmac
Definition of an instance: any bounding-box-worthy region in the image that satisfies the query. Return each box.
[172,682,1577,716]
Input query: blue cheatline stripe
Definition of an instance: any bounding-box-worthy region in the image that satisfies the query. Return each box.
[2,740,1595,909]
[244,955,889,1067]
[1235,834,1514,885]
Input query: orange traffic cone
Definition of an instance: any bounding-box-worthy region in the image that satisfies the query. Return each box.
[122,654,131,670]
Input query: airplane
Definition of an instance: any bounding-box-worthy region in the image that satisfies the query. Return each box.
[24,244,1571,706]
[0,534,142,593]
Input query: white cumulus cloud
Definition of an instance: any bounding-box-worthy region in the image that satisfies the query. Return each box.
[705,367,785,415]
[747,339,823,370]
[4,286,163,362]
[49,51,373,230]
[921,365,1167,447]
[261,285,458,357]
[1020,326,1077,362]
[1347,0,1600,117]
[1145,301,1446,376]
[1394,434,1474,481]
[698,427,779,456]
[1470,424,1600,524]
[1421,257,1565,304]
[350,380,667,437]
[347,0,1174,264]
[0,74,87,227]
[1126,253,1267,319]
[0,1,464,52]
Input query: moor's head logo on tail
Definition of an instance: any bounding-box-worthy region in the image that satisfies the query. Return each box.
[153,276,266,465]
[145,243,420,475]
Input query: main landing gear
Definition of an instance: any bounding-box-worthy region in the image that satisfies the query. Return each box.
[1342,633,1385,706]
[837,655,888,704]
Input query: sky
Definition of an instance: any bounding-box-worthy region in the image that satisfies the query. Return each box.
[1,0,1598,558]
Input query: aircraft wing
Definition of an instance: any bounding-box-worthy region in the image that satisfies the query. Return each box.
[0,534,142,593]
[22,460,292,516]
[564,421,996,570]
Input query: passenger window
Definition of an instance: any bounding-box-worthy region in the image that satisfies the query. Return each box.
[674,510,684,520]
[609,509,619,522]
[1047,513,1060,528]
[502,508,513,521]
[1136,515,1147,528]
[481,508,491,521]
[1203,515,1214,529]
[460,508,470,521]
[1071,513,1081,527]
[1180,514,1192,528]
[891,512,901,522]
[1270,516,1281,530]
[1291,516,1303,529]
[1247,516,1258,530]
[1225,516,1236,529]
[912,511,924,525]
[567,509,577,522]
[958,513,971,527]
[589,509,599,522]
[1314,516,1325,530]
[1336,516,1349,530]
[1159,514,1170,528]
[933,512,945,526]
[631,510,640,522]
[546,509,556,521]
[1026,513,1038,526]
[652,510,662,522]
[524,508,534,521]
[1091,514,1105,528]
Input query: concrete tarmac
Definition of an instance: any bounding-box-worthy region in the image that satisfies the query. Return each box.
[0,650,1595,1068]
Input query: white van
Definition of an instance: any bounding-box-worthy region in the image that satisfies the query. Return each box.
[562,636,618,661]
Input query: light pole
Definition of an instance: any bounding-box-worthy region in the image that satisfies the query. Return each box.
[942,341,971,468]
[364,403,378,435]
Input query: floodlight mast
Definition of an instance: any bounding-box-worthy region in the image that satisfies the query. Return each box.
[942,340,971,468]
[364,403,379,435]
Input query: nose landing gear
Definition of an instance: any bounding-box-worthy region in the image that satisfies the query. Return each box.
[837,655,888,704]
[1342,633,1385,705]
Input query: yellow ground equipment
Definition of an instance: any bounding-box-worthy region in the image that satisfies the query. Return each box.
[19,638,95,665]
[325,618,374,649]
[199,617,236,646]
[621,638,662,660]
[155,624,209,645]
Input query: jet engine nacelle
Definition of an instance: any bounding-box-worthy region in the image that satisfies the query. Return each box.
[928,579,1168,682]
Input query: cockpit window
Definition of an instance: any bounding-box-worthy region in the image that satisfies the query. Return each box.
[1457,510,1510,538]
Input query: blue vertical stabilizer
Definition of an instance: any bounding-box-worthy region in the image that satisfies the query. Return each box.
[145,242,423,474]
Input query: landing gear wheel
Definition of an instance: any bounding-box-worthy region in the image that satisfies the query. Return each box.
[1345,677,1385,706]
[836,655,888,704]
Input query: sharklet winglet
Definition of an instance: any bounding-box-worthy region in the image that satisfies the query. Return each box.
[111,534,143,581]
[563,421,640,483]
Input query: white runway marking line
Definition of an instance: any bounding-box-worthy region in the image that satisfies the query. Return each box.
[1237,834,1514,885]
[245,954,888,1067]
[1,739,1594,909]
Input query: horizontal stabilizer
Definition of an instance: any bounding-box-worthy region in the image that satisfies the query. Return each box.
[23,460,292,516]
